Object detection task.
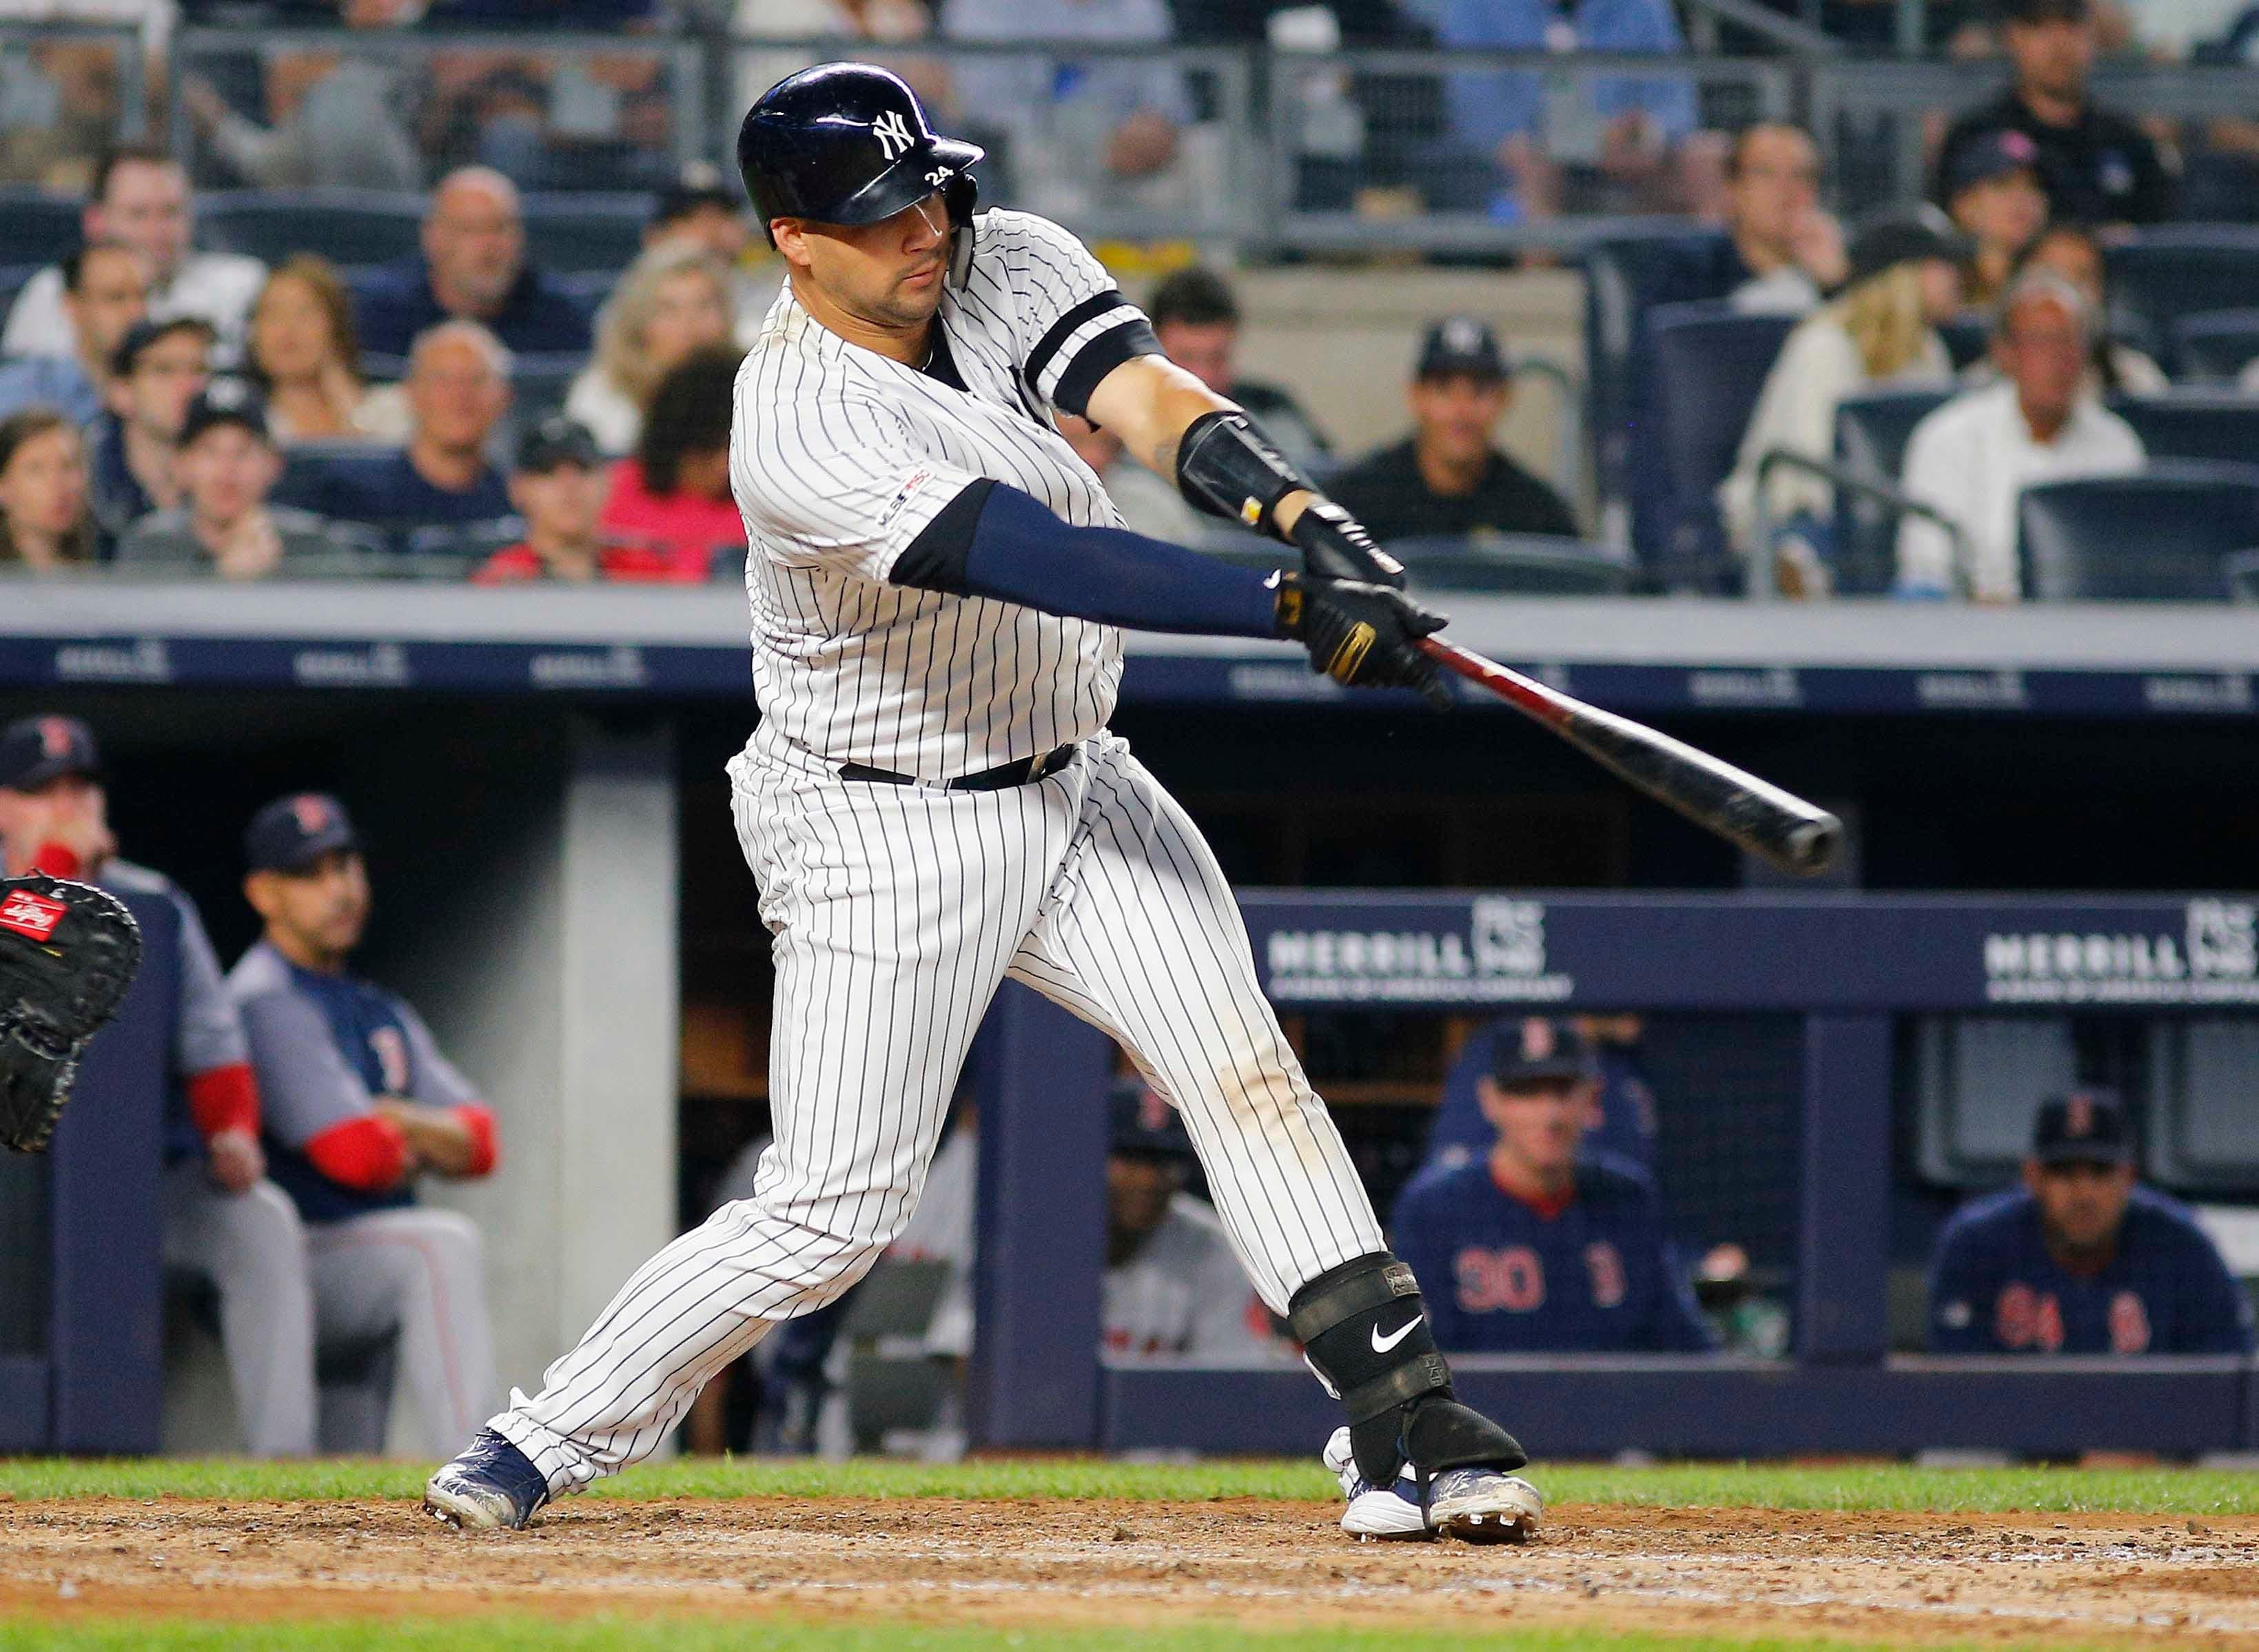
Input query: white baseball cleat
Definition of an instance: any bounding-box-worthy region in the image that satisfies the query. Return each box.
[1323,1425,1542,1544]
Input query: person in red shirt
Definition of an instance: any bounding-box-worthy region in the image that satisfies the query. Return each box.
[475,416,702,584]
[597,346,744,575]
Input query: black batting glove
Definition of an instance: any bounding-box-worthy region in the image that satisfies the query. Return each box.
[1289,496,1406,590]
[1272,572,1452,709]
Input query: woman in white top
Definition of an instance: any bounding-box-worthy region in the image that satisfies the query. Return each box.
[1721,205,1968,595]
[564,243,737,458]
[247,256,411,447]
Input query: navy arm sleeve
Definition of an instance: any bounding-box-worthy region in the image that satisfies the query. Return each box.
[889,478,1287,639]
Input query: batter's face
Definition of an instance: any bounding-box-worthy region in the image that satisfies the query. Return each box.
[774,194,951,335]
[1479,1075,1591,1181]
[2024,1157,2134,1256]
[249,848,371,963]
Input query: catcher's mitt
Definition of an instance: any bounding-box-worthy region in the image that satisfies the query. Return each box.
[0,873,142,1153]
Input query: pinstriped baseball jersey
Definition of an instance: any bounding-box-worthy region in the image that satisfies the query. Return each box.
[729,207,1158,779]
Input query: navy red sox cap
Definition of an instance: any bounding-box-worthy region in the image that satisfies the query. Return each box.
[1109,1077,1196,1162]
[2032,1088,2132,1166]
[0,715,100,791]
[245,792,362,874]
[1489,1017,1597,1089]
[736,62,983,236]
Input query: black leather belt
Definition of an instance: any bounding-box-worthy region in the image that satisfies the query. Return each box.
[838,742,1078,792]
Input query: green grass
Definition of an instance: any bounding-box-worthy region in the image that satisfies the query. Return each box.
[5,1454,2259,1515]
[0,1620,2098,1652]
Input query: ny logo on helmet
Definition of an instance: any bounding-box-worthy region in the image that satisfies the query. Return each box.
[872,110,914,161]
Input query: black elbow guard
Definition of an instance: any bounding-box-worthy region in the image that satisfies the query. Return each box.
[1176,409,1309,538]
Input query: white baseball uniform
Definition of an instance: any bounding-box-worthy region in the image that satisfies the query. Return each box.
[489,208,1384,1496]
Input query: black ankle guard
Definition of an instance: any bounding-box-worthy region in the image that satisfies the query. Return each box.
[1289,1253,1452,1481]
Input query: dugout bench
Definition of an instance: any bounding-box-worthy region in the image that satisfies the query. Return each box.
[967,892,2259,1459]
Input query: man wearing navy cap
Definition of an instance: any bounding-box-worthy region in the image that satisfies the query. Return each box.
[1104,1078,1283,1360]
[1326,318,1579,549]
[1389,1017,1715,1354]
[227,793,502,1455]
[0,715,319,1456]
[1936,0,2173,227]
[116,383,377,576]
[1929,1090,2251,1354]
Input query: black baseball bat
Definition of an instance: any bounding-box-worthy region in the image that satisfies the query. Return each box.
[1418,637,1842,877]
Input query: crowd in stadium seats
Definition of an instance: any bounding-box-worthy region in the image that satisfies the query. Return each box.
[1,0,2258,597]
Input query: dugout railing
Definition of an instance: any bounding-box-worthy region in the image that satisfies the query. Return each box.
[967,891,2259,1458]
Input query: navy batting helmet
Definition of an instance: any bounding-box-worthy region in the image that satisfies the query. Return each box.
[737,63,983,243]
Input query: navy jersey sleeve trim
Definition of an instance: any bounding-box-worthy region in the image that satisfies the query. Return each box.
[1023,291,1162,418]
[888,477,996,594]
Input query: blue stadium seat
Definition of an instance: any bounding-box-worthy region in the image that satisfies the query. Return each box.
[508,351,585,422]
[2111,393,2259,468]
[1832,388,1953,595]
[1389,533,1631,595]
[1646,302,1798,589]
[520,193,652,276]
[2105,227,2259,374]
[197,189,426,269]
[271,443,407,523]
[553,269,617,312]
[0,187,84,268]
[2018,461,2259,602]
[2146,1019,2259,1193]
[2169,309,2259,385]
[1579,228,1730,525]
[1913,1016,2078,1186]
[1935,314,1990,372]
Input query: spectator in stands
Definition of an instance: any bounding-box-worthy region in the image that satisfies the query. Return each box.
[1055,414,1207,544]
[247,256,412,448]
[600,346,744,573]
[941,0,1189,209]
[0,715,318,1458]
[1326,317,1578,546]
[475,416,699,583]
[733,1,937,150]
[0,409,97,571]
[1,146,264,365]
[565,243,737,457]
[1941,129,2050,310]
[2012,222,2168,394]
[1929,1090,2251,1354]
[1698,123,1848,316]
[645,168,781,345]
[116,383,376,578]
[1147,267,1331,469]
[1104,1079,1282,1360]
[230,793,502,1455]
[90,316,212,546]
[0,242,147,431]
[354,167,593,361]
[318,320,513,537]
[1936,0,2174,228]
[1721,207,1967,597]
[1440,0,1712,225]
[1391,1017,1716,1354]
[1897,272,2145,601]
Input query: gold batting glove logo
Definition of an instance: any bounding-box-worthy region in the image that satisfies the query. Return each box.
[1326,622,1377,684]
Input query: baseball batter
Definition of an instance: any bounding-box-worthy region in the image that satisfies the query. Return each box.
[429,62,1540,1544]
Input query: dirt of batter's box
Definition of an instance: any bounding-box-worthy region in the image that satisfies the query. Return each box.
[6,1498,2259,1646]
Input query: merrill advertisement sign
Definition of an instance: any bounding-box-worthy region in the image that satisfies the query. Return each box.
[1265,899,1575,1005]
[1983,900,2259,1005]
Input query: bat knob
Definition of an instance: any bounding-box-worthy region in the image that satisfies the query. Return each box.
[1786,813,1844,876]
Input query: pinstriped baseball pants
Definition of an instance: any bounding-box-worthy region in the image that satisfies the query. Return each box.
[490,727,1382,1496]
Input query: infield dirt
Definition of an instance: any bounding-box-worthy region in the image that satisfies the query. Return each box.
[5,1496,2258,1646]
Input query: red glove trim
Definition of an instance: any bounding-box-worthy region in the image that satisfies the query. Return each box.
[303,1114,409,1192]
[27,842,83,879]
[452,1103,498,1179]
[186,1063,260,1140]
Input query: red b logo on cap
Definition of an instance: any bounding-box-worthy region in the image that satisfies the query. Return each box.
[2067,1095,2094,1137]
[38,717,74,760]
[290,795,331,834]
